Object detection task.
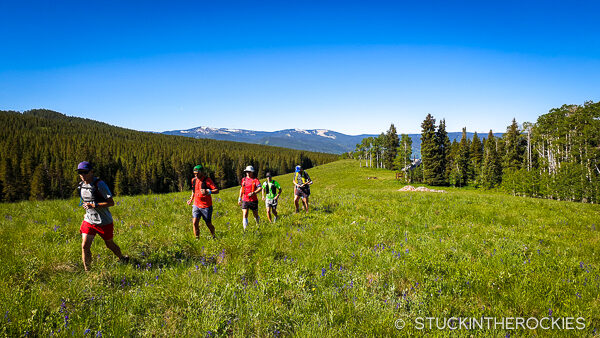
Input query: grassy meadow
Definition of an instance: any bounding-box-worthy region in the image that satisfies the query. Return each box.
[1,159,599,336]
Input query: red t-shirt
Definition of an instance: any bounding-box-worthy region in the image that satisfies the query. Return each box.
[241,177,261,202]
[192,177,217,208]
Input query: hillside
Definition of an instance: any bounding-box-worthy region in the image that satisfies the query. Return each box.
[0,109,338,202]
[1,160,598,336]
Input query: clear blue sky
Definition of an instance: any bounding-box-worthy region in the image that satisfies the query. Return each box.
[1,0,599,135]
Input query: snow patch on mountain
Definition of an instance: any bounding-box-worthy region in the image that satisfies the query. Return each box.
[315,129,336,139]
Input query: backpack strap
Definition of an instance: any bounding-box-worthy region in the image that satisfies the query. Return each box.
[78,178,108,203]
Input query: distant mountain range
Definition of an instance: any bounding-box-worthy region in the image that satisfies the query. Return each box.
[163,126,502,157]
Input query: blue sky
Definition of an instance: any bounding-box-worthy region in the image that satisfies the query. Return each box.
[1,1,599,135]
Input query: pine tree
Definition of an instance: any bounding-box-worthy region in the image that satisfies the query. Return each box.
[30,164,50,200]
[1,158,18,202]
[421,114,441,185]
[456,127,471,186]
[469,132,483,183]
[384,124,399,170]
[436,119,451,184]
[503,118,524,171]
[481,130,502,188]
[114,169,127,196]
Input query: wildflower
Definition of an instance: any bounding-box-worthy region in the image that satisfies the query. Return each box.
[321,268,326,277]
[549,309,552,316]
[214,266,218,274]
[84,329,91,335]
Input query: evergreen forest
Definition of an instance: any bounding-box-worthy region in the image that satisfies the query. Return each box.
[0,109,338,202]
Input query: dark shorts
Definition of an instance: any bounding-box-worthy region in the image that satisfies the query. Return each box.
[295,187,310,198]
[242,201,258,211]
[80,220,114,241]
[193,205,213,223]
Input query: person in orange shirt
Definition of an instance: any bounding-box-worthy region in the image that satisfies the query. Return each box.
[187,164,219,239]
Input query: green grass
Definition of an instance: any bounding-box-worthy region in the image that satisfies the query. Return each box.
[1,159,599,336]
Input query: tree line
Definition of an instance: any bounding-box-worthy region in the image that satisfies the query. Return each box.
[352,101,600,203]
[0,109,339,202]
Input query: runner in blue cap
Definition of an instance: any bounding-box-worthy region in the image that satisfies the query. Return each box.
[293,165,313,213]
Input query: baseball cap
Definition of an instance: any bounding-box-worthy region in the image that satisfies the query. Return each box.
[76,161,92,171]
[295,165,302,172]
[244,165,255,172]
[265,172,272,178]
[193,165,204,172]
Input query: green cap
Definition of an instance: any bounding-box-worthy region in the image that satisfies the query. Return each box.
[193,165,204,172]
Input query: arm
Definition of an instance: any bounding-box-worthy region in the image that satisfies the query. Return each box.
[187,183,195,205]
[261,183,266,201]
[84,197,115,209]
[201,179,219,195]
[238,186,244,206]
[86,182,116,209]
[249,181,262,196]
[275,187,282,200]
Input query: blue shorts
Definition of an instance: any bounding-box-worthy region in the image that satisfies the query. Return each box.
[193,205,213,223]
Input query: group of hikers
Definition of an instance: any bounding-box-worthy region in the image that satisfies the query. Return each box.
[76,161,313,271]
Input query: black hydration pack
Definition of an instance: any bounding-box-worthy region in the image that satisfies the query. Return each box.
[266,181,278,196]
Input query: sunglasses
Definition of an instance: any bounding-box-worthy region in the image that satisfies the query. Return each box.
[78,170,90,175]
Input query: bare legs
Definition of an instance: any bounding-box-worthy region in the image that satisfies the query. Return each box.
[266,206,278,223]
[242,208,260,230]
[192,217,216,239]
[294,194,309,213]
[81,234,124,271]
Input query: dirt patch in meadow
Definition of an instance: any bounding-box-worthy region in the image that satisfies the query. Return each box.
[398,185,446,193]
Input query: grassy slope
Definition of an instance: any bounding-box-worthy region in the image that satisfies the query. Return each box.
[1,160,599,336]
